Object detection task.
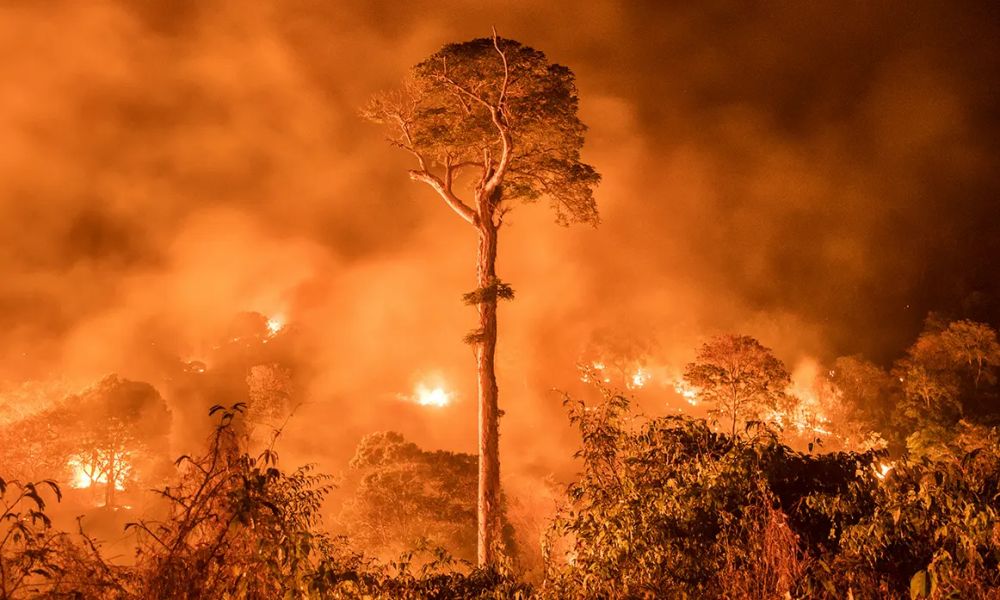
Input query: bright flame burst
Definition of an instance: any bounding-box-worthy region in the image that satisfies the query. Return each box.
[780,360,836,438]
[593,362,611,383]
[875,462,894,480]
[673,381,699,405]
[67,456,126,490]
[414,383,452,407]
[629,368,650,389]
[266,315,285,337]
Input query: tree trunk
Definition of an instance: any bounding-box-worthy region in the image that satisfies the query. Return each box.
[105,460,116,508]
[475,203,501,567]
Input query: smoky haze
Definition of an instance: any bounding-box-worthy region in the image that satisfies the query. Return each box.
[1,1,998,475]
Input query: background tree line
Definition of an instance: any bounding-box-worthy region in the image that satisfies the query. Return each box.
[2,316,1000,598]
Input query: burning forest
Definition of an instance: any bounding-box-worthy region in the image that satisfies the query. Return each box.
[2,2,1000,599]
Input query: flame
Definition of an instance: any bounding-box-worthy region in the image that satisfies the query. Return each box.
[629,368,650,389]
[67,456,126,490]
[591,362,611,383]
[776,358,836,439]
[580,361,612,384]
[414,383,452,407]
[68,457,97,489]
[786,393,832,436]
[874,462,893,480]
[265,315,285,337]
[673,380,699,405]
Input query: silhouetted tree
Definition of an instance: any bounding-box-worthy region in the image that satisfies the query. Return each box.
[243,363,295,449]
[829,355,897,447]
[0,376,170,507]
[938,320,1000,390]
[341,431,479,562]
[893,319,1000,436]
[364,32,600,565]
[683,335,790,437]
[65,375,171,507]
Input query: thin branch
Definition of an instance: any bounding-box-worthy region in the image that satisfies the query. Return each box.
[437,60,492,110]
[393,115,429,172]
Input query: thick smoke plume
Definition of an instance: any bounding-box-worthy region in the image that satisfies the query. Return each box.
[1,1,998,479]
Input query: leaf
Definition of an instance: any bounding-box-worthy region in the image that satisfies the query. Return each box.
[40,479,62,503]
[910,570,931,599]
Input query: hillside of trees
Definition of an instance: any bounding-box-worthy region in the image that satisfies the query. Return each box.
[2,315,999,598]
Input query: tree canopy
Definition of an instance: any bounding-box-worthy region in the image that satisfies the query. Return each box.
[340,431,499,563]
[363,35,600,226]
[683,335,791,436]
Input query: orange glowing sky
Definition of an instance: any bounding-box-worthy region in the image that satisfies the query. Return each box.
[1,0,998,475]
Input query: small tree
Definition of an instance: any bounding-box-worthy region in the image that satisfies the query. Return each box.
[0,410,75,484]
[364,32,599,565]
[66,376,171,507]
[939,320,1000,389]
[0,478,63,598]
[340,431,480,562]
[890,320,995,430]
[683,335,791,437]
[830,355,895,433]
[243,363,295,449]
[126,405,344,599]
[0,376,171,507]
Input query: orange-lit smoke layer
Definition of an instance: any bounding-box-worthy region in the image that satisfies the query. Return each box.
[0,1,997,485]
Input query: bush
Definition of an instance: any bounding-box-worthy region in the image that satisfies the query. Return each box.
[4,396,1000,598]
[542,386,1000,599]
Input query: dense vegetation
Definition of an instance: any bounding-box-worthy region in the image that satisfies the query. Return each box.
[2,316,1000,598]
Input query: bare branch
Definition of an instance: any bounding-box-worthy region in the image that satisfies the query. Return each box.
[492,28,510,108]
[451,160,484,173]
[409,169,479,225]
[483,30,513,194]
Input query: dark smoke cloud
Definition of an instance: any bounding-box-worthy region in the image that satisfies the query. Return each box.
[1,0,998,475]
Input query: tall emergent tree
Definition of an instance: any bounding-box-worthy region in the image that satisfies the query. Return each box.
[364,32,599,565]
